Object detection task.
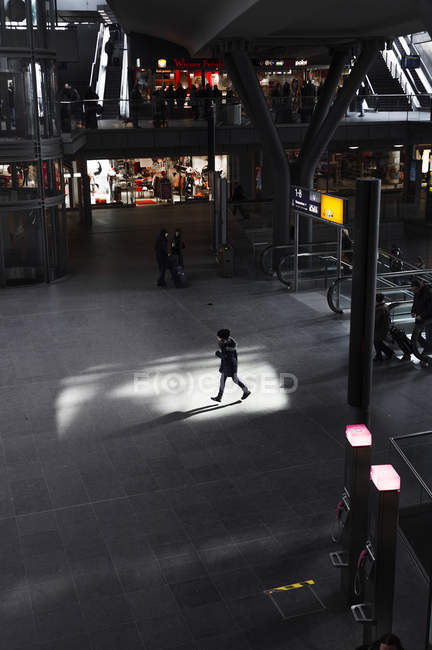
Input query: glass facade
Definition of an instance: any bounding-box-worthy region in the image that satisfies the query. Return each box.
[0,0,67,286]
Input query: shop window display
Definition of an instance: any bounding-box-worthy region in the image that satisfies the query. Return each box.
[0,161,38,196]
[86,155,229,206]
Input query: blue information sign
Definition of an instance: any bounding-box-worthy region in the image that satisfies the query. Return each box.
[291,186,321,217]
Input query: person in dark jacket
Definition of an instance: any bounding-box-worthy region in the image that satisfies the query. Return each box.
[166,85,175,118]
[105,38,114,66]
[130,83,143,128]
[411,278,432,351]
[374,294,394,361]
[211,329,251,402]
[175,84,186,113]
[171,228,185,267]
[190,84,199,119]
[84,87,99,129]
[155,228,173,287]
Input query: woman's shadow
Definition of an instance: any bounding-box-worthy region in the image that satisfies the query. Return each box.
[107,400,242,439]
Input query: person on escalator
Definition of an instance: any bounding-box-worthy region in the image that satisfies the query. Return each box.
[374,294,394,362]
[411,278,432,352]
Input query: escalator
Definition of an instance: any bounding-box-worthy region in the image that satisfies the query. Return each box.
[91,25,125,121]
[327,266,432,366]
[103,65,122,119]
[260,244,413,293]
[366,52,410,111]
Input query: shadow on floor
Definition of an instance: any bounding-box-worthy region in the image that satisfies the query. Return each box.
[107,400,243,438]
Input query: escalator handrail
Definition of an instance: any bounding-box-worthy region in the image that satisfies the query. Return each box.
[276,253,352,289]
[327,277,421,315]
[260,240,346,271]
[388,300,413,316]
[327,275,352,314]
[260,243,295,276]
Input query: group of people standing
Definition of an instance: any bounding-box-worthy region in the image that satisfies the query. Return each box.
[58,82,101,131]
[270,78,316,123]
[131,82,232,128]
[155,228,185,287]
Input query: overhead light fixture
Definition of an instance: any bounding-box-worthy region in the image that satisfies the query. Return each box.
[348,146,359,150]
[394,144,404,148]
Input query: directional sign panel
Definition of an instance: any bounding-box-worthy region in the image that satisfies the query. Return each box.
[291,186,321,217]
[291,185,345,226]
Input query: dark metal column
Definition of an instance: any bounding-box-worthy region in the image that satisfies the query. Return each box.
[348,178,381,424]
[224,49,291,246]
[28,0,50,283]
[76,158,92,228]
[207,101,216,175]
[300,42,380,188]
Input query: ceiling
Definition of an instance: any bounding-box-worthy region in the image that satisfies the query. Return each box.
[107,0,424,55]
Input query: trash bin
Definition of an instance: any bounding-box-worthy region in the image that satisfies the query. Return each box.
[217,244,234,277]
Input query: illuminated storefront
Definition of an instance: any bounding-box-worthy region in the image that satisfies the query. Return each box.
[255,58,332,97]
[85,155,229,206]
[134,58,232,113]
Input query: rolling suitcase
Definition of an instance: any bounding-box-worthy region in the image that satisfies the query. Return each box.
[174,265,187,288]
[390,326,412,358]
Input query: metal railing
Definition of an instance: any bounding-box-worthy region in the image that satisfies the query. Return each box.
[57,97,242,132]
[51,92,432,135]
[389,430,432,649]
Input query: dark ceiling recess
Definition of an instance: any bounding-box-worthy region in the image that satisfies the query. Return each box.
[107,0,423,56]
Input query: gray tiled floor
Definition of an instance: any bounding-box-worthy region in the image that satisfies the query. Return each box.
[1,205,429,649]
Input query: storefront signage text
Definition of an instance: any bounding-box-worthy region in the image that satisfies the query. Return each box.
[258,58,308,67]
[157,58,224,70]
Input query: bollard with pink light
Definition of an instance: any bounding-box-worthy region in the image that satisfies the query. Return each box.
[330,424,373,607]
[351,464,401,647]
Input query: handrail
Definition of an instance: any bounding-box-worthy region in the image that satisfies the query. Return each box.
[277,252,351,289]
[327,275,420,315]
[388,300,413,316]
[260,240,347,276]
[390,433,432,500]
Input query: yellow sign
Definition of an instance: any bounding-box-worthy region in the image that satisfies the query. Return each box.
[158,58,167,68]
[320,193,344,225]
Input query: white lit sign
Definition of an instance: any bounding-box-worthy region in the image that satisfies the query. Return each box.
[295,59,308,66]
[158,58,167,68]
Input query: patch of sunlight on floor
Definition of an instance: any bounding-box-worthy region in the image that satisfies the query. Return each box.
[55,349,293,438]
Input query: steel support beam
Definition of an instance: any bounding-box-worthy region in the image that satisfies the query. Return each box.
[299,42,380,188]
[224,49,291,246]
